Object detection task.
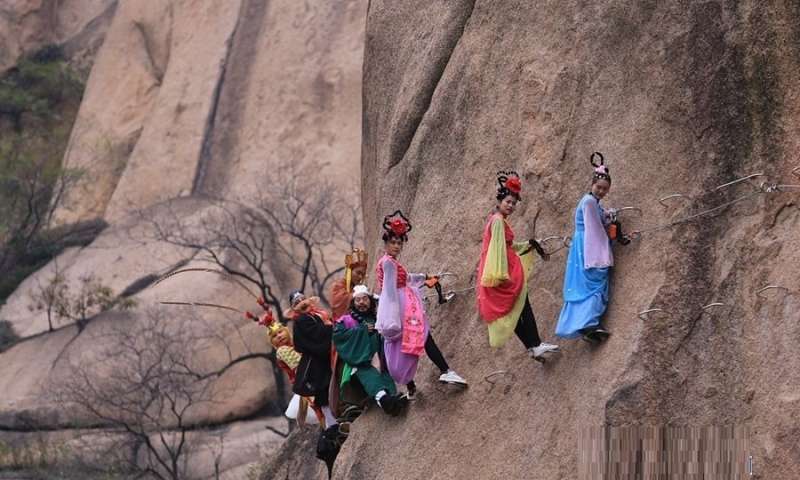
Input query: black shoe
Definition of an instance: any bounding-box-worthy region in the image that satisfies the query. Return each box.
[581,332,598,344]
[379,394,408,416]
[394,394,409,413]
[378,394,397,415]
[406,381,417,400]
[582,327,610,343]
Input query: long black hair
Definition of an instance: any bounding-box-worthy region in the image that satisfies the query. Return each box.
[382,210,412,242]
[590,152,611,184]
[496,170,522,201]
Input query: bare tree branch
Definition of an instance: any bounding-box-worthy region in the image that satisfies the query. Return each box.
[132,161,363,416]
[52,308,246,479]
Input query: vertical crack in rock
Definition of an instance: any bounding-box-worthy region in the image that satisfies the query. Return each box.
[193,0,270,195]
[192,0,258,195]
[386,0,477,172]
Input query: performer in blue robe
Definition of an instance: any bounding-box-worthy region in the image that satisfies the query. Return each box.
[556,152,616,342]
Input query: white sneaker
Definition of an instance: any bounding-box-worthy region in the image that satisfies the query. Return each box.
[529,342,560,359]
[438,370,467,385]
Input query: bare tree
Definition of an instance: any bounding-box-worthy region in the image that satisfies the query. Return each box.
[53,308,249,480]
[140,160,361,319]
[134,161,361,415]
[251,160,362,301]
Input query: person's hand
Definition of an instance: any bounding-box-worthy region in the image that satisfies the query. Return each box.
[529,239,548,261]
[367,323,375,332]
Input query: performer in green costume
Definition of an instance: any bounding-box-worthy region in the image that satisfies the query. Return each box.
[332,285,408,415]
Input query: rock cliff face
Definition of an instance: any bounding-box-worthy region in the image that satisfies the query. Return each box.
[340,1,800,479]
[53,0,366,225]
[0,0,366,477]
[4,0,800,478]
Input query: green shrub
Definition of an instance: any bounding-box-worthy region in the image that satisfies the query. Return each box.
[0,45,88,301]
[0,45,82,123]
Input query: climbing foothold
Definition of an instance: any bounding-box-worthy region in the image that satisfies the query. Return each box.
[484,370,515,385]
[701,302,727,310]
[435,272,458,279]
[540,235,563,243]
[539,235,571,255]
[638,308,671,321]
[700,302,730,315]
[616,206,643,216]
[714,173,765,192]
[755,285,790,299]
[658,193,694,208]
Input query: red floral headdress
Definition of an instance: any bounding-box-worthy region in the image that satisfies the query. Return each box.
[382,210,412,238]
[245,300,283,335]
[497,170,522,198]
[590,151,611,181]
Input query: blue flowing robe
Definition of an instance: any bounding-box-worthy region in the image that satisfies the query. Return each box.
[556,194,613,338]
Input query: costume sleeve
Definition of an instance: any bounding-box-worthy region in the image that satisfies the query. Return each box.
[601,206,612,227]
[374,261,384,294]
[408,273,427,289]
[582,196,614,269]
[293,314,333,358]
[376,259,403,341]
[328,280,350,320]
[480,217,509,287]
[333,322,374,366]
[511,240,530,254]
[336,313,358,330]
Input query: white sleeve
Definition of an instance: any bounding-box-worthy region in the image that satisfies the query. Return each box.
[376,260,403,340]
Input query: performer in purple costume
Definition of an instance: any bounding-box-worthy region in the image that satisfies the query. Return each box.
[374,210,465,398]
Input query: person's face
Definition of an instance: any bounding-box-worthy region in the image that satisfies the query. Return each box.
[385,237,404,257]
[497,195,518,216]
[591,179,611,200]
[353,295,371,312]
[273,328,291,347]
[351,265,367,284]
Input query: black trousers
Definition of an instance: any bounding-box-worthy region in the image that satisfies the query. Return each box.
[515,296,542,349]
[406,333,451,391]
[315,384,330,407]
[424,333,450,374]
